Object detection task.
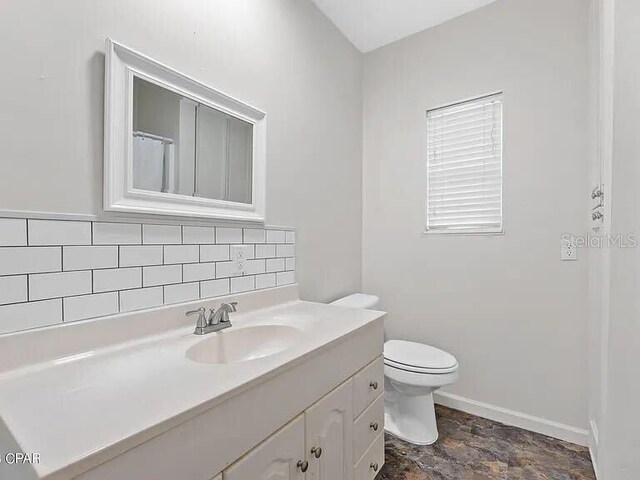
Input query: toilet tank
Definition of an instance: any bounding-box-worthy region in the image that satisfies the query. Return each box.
[330,293,379,309]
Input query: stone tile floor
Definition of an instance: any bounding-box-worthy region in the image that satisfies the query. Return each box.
[376,405,596,480]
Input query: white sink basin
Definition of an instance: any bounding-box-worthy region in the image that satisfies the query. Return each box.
[186,325,302,365]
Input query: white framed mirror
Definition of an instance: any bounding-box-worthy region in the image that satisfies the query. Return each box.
[104,39,266,222]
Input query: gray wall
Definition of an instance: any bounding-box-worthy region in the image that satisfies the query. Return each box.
[362,0,590,430]
[0,0,363,303]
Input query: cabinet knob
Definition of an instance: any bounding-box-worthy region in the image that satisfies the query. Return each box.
[311,446,323,458]
[297,460,309,472]
[369,381,378,390]
[370,422,379,431]
[370,462,379,472]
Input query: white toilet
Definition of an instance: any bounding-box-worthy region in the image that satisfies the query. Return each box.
[330,293,459,446]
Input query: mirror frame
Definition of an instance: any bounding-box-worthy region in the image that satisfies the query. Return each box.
[104,39,266,223]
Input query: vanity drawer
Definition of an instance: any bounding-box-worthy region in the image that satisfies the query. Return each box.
[353,393,384,463]
[353,356,384,417]
[354,432,384,480]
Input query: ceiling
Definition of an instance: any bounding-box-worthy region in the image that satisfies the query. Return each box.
[311,0,497,53]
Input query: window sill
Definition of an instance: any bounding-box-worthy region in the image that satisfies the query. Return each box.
[422,229,504,237]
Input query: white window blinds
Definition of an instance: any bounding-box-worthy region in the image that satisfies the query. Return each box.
[426,93,503,234]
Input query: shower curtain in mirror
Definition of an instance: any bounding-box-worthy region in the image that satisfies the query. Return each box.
[132,135,176,193]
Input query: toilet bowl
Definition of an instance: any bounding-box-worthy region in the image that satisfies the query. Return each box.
[384,340,458,445]
[330,293,459,446]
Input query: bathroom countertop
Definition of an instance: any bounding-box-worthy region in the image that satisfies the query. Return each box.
[0,298,384,480]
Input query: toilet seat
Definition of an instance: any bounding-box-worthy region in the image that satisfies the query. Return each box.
[384,359,458,375]
[384,340,458,374]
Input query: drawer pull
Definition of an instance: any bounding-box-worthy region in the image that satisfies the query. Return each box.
[297,460,309,472]
[370,462,379,472]
[311,446,323,458]
[369,381,379,390]
[370,422,379,432]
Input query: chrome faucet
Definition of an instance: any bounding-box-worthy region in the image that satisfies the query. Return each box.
[186,302,237,335]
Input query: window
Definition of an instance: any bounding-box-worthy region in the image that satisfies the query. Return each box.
[426,93,503,234]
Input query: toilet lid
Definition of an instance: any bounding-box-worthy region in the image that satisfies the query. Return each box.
[384,340,458,373]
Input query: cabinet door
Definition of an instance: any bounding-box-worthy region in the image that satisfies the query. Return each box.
[224,415,306,480]
[305,380,354,480]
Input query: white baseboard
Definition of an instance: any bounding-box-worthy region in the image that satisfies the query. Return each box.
[589,420,600,479]
[434,391,589,446]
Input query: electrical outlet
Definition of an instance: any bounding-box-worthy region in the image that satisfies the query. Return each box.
[561,242,578,261]
[230,245,246,275]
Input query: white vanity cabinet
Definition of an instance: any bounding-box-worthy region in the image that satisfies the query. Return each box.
[41,300,386,480]
[224,416,306,480]
[224,381,353,480]
[223,357,384,480]
[305,379,354,480]
[351,357,385,480]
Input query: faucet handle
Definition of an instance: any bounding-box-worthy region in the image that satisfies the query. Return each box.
[186,307,208,329]
[218,302,238,324]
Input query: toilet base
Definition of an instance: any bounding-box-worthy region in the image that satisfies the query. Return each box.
[384,391,439,445]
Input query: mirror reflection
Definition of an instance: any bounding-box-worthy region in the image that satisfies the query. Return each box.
[132,77,253,204]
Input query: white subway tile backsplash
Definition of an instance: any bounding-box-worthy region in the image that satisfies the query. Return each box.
[183,226,215,244]
[244,259,266,275]
[120,287,163,313]
[0,276,28,305]
[0,218,27,246]
[255,273,276,290]
[266,230,286,244]
[0,299,62,335]
[164,245,199,265]
[119,245,163,267]
[183,263,216,282]
[216,261,241,278]
[276,244,295,258]
[63,246,118,271]
[164,282,199,305]
[201,245,230,262]
[255,244,276,259]
[143,265,182,287]
[28,220,91,246]
[276,271,295,286]
[266,258,285,273]
[143,225,182,245]
[64,293,119,322]
[286,257,296,271]
[231,276,255,294]
[29,271,92,301]
[216,227,242,244]
[93,223,141,245]
[200,278,230,298]
[0,214,295,335]
[93,267,142,293]
[243,228,266,244]
[0,247,61,275]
